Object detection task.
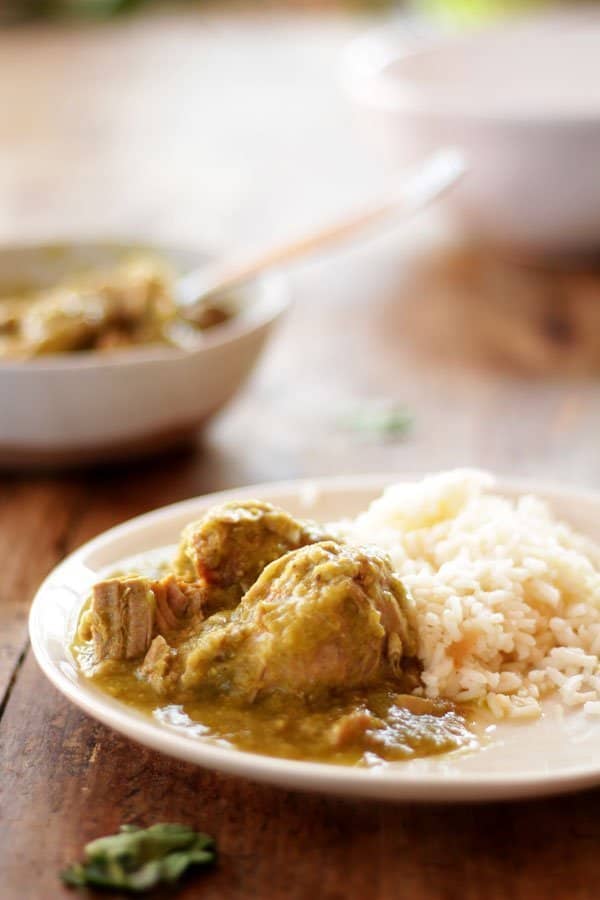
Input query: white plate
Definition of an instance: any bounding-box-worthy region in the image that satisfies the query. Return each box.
[29,474,600,802]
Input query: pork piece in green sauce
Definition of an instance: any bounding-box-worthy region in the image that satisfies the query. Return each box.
[75,514,477,766]
[177,541,418,700]
[173,500,330,612]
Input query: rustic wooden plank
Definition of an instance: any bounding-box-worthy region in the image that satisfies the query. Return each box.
[0,477,87,707]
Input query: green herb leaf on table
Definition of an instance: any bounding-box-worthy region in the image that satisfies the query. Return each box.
[62,823,216,893]
[341,406,413,439]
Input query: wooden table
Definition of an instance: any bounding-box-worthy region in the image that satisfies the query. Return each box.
[3,10,600,899]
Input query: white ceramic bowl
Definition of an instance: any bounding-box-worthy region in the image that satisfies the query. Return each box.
[342,11,600,256]
[0,242,289,466]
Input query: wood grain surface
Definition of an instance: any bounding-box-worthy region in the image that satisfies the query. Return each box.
[2,9,600,900]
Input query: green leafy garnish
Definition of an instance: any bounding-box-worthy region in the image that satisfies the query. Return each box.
[62,823,215,893]
[341,407,413,439]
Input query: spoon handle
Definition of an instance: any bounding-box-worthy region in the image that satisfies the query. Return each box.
[177,148,465,307]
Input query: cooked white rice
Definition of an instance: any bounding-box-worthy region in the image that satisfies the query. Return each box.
[335,469,600,719]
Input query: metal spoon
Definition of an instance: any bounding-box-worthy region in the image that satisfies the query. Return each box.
[175,148,466,309]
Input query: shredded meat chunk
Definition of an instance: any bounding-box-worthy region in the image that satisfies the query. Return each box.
[89,575,155,662]
[328,710,382,749]
[86,573,205,664]
[153,575,204,636]
[138,635,178,694]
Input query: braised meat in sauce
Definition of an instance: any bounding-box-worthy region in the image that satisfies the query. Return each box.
[74,500,475,766]
[0,256,236,359]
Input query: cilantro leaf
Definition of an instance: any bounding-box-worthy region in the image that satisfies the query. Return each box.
[341,406,413,439]
[62,823,215,893]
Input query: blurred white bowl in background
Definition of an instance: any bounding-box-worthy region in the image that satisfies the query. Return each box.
[341,11,600,256]
[0,242,288,467]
